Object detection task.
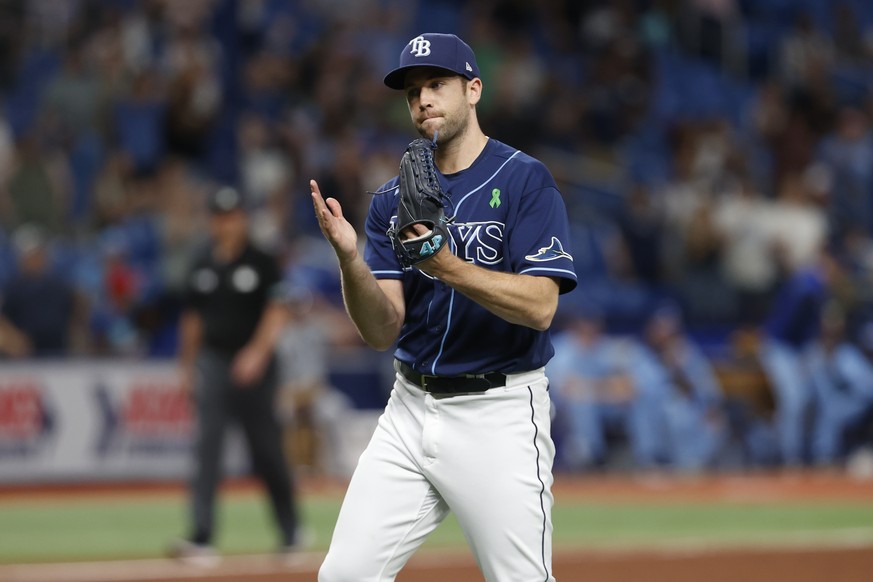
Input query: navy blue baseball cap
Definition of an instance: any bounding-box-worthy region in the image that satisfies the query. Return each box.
[384,33,480,90]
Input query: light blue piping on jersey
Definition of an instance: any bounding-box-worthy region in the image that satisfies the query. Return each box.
[372,269,404,277]
[452,150,520,214]
[520,266,576,278]
[429,149,520,374]
[430,236,458,375]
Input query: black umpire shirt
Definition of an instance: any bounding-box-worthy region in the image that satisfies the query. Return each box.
[184,241,282,356]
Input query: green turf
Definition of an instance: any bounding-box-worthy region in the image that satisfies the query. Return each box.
[1,492,872,564]
[551,503,873,548]
[0,493,338,563]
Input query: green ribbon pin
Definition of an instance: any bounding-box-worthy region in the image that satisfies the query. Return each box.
[490,188,501,208]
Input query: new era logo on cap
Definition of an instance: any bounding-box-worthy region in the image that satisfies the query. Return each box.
[384,33,480,90]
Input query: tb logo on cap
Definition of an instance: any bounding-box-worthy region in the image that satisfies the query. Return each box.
[409,36,431,57]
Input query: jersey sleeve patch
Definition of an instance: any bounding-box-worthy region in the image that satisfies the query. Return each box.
[524,237,573,262]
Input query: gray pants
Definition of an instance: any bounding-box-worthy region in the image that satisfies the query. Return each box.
[189,348,298,546]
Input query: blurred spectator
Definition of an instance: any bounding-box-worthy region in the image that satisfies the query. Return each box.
[40,41,103,140]
[659,119,737,246]
[154,157,211,297]
[714,328,780,467]
[38,35,110,230]
[757,85,832,190]
[579,0,639,53]
[113,68,166,176]
[237,112,292,250]
[3,132,71,235]
[638,304,728,471]
[807,303,873,467]
[671,190,729,324]
[583,33,651,145]
[275,280,359,478]
[616,185,667,287]
[831,2,871,65]
[487,35,548,151]
[768,170,828,276]
[778,10,834,91]
[88,233,143,355]
[712,179,778,323]
[548,306,667,471]
[680,0,740,66]
[91,152,133,229]
[758,249,840,466]
[816,106,873,236]
[0,224,85,356]
[162,22,222,163]
[311,128,369,233]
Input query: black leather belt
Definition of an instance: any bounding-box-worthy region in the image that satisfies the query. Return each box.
[395,360,507,394]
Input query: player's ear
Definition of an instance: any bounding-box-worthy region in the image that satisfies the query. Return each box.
[467,77,482,106]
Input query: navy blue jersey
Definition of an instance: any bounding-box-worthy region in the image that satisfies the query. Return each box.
[364,138,577,376]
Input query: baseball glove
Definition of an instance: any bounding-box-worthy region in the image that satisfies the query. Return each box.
[387,136,451,270]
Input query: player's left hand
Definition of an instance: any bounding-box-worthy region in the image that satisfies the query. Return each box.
[231,345,269,388]
[403,222,449,272]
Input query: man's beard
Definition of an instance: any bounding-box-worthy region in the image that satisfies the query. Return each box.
[418,111,468,145]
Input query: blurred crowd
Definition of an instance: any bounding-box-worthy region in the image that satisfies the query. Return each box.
[1,0,873,471]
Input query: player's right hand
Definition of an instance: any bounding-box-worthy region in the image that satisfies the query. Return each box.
[310,179,358,264]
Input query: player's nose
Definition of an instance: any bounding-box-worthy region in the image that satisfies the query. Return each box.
[418,88,436,107]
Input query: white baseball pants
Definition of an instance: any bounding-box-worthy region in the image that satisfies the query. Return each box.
[318,367,557,581]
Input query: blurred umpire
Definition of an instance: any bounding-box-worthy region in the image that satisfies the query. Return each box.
[170,185,301,564]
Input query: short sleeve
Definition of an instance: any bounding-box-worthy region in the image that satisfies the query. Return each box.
[363,182,405,279]
[508,185,577,294]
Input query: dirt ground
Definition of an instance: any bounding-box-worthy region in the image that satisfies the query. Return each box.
[2,546,872,582]
[1,471,872,582]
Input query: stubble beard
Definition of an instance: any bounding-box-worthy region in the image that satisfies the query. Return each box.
[418,109,469,148]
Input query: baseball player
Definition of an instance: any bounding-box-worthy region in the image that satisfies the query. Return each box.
[310,33,577,581]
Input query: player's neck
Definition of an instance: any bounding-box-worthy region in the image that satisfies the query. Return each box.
[213,236,247,263]
[435,127,488,175]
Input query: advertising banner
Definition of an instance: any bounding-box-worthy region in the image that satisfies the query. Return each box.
[0,361,247,483]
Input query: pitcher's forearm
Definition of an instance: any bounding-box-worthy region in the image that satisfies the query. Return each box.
[422,253,559,331]
[339,257,404,351]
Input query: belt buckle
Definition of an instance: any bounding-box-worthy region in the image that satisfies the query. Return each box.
[420,374,434,391]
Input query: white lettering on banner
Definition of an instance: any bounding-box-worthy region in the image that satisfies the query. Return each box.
[122,381,192,436]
